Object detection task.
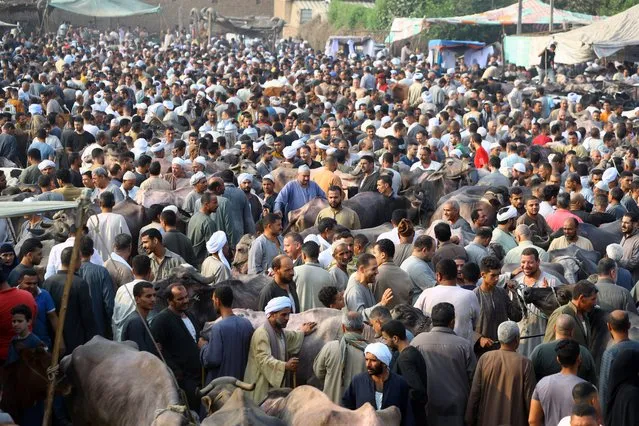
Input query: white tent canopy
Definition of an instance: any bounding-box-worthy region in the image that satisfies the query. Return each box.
[0,201,78,218]
[552,4,639,64]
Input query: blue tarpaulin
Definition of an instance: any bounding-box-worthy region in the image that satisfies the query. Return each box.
[49,0,160,18]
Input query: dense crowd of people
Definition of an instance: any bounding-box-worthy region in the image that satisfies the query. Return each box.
[1,22,639,426]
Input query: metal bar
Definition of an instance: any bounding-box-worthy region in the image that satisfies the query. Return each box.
[519,333,546,340]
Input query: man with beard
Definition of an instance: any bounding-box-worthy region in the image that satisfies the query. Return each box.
[140,228,185,281]
[151,283,201,409]
[342,341,415,426]
[491,206,518,255]
[516,196,553,250]
[258,255,300,313]
[7,239,43,287]
[17,268,61,349]
[274,165,326,222]
[315,186,360,229]
[619,212,639,282]
[256,145,275,178]
[238,173,263,223]
[345,253,394,321]
[244,296,317,403]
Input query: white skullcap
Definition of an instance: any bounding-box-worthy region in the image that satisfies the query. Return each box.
[450,149,462,158]
[566,92,580,104]
[263,134,275,146]
[123,171,136,181]
[28,104,43,115]
[447,68,455,75]
[194,156,207,166]
[243,127,258,140]
[497,206,518,222]
[262,174,274,182]
[237,173,253,183]
[315,140,329,151]
[162,100,175,111]
[457,86,467,94]
[265,296,292,317]
[75,90,83,98]
[150,143,165,153]
[298,165,311,174]
[291,139,306,150]
[489,142,501,150]
[134,103,148,110]
[414,73,424,81]
[134,138,148,149]
[513,163,526,173]
[477,127,487,137]
[497,321,520,344]
[606,243,624,261]
[364,342,392,366]
[162,205,178,214]
[602,167,619,184]
[205,231,230,269]
[172,157,185,167]
[283,146,297,159]
[37,160,56,171]
[190,171,206,185]
[595,181,609,192]
[253,140,266,152]
[380,116,391,126]
[326,147,337,156]
[304,234,319,244]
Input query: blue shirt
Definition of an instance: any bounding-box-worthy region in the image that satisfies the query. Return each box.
[29,141,55,161]
[200,315,254,385]
[274,180,326,219]
[34,289,56,348]
[599,339,639,411]
[6,333,44,365]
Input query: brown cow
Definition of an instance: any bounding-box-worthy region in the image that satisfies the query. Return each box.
[261,386,400,426]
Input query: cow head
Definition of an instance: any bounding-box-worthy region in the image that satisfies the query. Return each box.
[391,304,432,336]
[523,284,574,317]
[232,234,256,274]
[198,377,255,415]
[154,266,218,325]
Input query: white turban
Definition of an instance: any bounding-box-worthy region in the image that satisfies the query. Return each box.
[291,139,305,150]
[38,160,56,171]
[265,296,292,317]
[283,146,297,159]
[262,174,274,182]
[123,171,136,181]
[205,231,230,269]
[364,342,392,366]
[238,173,253,184]
[162,205,178,214]
[172,157,185,167]
[190,171,206,186]
[194,156,207,167]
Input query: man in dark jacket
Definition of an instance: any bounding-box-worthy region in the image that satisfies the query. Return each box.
[258,255,300,313]
[342,342,415,426]
[357,155,380,193]
[121,281,159,357]
[151,283,201,410]
[42,246,97,354]
[77,236,115,338]
[382,320,427,424]
[159,209,196,267]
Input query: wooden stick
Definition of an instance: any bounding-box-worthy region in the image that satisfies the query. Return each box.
[42,204,88,426]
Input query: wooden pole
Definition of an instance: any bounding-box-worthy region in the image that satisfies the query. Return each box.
[549,0,554,32]
[42,201,89,426]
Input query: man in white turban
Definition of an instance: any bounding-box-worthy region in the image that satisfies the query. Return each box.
[342,341,415,425]
[201,230,232,283]
[244,296,317,403]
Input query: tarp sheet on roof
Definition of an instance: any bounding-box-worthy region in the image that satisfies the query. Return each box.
[386,18,428,44]
[0,201,78,218]
[425,0,599,26]
[49,0,160,18]
[429,40,485,50]
[0,20,17,27]
[551,4,639,64]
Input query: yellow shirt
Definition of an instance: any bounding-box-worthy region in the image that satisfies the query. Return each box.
[315,206,361,230]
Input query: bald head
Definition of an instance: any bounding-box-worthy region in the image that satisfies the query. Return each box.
[555,314,575,339]
[608,309,630,333]
[515,224,532,240]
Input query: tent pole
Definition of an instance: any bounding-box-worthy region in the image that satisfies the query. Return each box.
[549,0,554,32]
[516,0,523,35]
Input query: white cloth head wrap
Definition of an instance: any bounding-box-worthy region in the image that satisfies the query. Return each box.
[265,296,292,317]
[205,230,230,269]
[364,342,392,366]
[190,171,206,185]
[238,173,253,184]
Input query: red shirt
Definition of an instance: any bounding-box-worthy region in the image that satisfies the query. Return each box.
[533,134,552,146]
[0,287,37,360]
[545,209,583,232]
[474,146,489,169]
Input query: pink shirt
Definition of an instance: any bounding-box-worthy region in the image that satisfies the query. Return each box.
[545,209,583,231]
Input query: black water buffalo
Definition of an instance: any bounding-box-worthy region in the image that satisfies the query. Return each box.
[548,245,600,283]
